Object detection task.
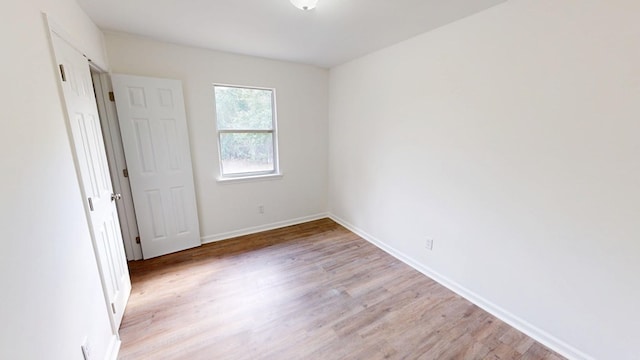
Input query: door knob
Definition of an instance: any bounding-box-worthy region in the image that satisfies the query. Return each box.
[111,193,122,201]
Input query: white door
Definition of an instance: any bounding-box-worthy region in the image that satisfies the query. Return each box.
[51,33,131,328]
[111,74,201,259]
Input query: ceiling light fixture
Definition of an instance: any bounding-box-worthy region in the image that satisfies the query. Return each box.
[290,0,318,11]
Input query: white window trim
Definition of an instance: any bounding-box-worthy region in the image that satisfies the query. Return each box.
[216,172,284,184]
[214,83,281,181]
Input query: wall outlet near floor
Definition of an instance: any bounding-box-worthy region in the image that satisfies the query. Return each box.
[258,205,264,215]
[81,337,91,360]
[425,238,434,250]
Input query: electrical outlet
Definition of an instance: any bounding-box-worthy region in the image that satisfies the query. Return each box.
[258,205,264,215]
[81,337,91,360]
[425,238,434,250]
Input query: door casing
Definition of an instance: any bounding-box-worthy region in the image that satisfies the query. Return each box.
[93,73,143,261]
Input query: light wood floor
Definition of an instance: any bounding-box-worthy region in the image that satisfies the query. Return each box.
[119,218,564,360]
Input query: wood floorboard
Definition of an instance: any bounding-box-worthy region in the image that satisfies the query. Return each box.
[118,218,564,360]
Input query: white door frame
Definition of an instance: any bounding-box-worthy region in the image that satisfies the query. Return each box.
[93,73,143,260]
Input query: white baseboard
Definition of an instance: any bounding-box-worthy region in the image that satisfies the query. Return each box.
[200,213,329,244]
[104,334,120,360]
[328,213,593,360]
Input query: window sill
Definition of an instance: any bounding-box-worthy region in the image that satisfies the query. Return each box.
[216,173,284,184]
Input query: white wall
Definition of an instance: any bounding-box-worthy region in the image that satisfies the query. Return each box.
[104,33,329,242]
[328,0,640,359]
[0,0,116,359]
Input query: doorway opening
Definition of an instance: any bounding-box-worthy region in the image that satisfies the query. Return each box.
[91,72,143,260]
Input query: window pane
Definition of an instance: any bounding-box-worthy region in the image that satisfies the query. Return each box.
[215,86,273,130]
[220,132,274,175]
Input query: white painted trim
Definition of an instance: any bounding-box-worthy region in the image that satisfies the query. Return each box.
[216,173,284,184]
[44,14,84,62]
[44,13,109,71]
[328,213,593,360]
[104,336,120,360]
[201,213,328,244]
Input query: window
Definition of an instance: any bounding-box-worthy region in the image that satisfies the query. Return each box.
[214,85,279,179]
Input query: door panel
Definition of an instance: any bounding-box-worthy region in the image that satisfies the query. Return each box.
[111,74,201,259]
[51,33,131,329]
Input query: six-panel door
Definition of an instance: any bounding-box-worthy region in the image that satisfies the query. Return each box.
[111,74,201,259]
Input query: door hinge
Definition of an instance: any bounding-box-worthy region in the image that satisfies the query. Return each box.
[58,64,66,82]
[88,197,94,211]
[123,168,129,178]
[135,236,141,244]
[111,302,116,314]
[108,91,115,102]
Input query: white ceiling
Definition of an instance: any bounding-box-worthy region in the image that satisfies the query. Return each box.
[77,0,506,68]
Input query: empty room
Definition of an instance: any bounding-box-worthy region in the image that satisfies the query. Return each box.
[2,0,638,359]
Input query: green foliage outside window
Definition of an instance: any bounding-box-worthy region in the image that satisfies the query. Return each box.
[214,86,277,174]
[215,86,273,130]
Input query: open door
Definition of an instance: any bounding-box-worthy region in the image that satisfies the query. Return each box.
[111,74,201,259]
[51,32,131,329]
